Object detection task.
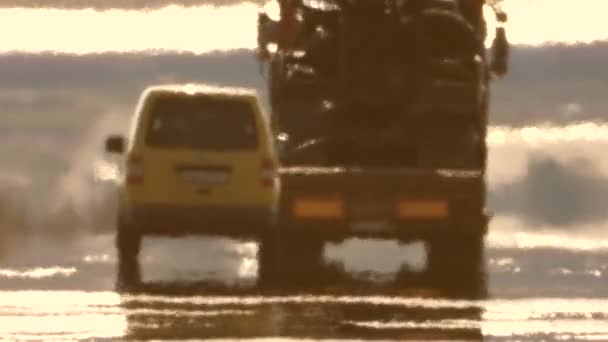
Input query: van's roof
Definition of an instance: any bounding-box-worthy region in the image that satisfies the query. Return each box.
[143,83,259,99]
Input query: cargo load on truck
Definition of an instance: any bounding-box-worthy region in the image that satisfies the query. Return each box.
[257,0,508,168]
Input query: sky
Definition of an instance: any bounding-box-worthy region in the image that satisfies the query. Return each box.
[0,0,606,54]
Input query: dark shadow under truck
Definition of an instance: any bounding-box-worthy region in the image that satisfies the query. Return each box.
[255,0,509,295]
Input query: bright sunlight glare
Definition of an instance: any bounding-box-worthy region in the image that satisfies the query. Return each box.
[0,0,606,54]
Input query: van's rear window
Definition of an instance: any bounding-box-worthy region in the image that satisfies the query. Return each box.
[145,95,259,150]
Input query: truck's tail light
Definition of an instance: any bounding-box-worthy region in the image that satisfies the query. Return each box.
[293,196,344,219]
[260,158,278,188]
[126,156,144,184]
[395,199,448,219]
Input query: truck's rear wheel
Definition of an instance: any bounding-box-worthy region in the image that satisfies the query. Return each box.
[260,231,326,290]
[425,233,486,298]
[116,220,142,290]
[282,233,326,289]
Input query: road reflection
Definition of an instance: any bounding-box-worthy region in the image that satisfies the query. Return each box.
[117,229,487,341]
[119,292,484,341]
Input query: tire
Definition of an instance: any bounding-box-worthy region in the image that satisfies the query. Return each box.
[425,233,487,299]
[282,233,326,289]
[116,218,142,290]
[257,232,280,289]
[261,231,326,290]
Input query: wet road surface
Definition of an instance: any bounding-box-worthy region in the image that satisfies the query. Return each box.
[1,231,607,341]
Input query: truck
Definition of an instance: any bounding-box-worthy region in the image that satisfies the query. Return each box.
[255,0,509,294]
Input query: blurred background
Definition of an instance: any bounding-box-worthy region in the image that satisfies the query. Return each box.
[0,2,608,339]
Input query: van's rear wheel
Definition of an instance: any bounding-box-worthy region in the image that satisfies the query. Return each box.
[116,219,142,290]
[258,232,280,289]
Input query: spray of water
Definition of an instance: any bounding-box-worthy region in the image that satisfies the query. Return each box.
[40,109,129,236]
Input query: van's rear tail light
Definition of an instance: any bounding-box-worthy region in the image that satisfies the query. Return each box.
[126,156,144,184]
[260,158,278,188]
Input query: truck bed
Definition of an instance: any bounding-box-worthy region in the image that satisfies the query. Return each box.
[277,166,488,241]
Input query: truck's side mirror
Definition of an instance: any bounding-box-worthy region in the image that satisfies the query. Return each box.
[105,135,125,154]
[490,27,509,77]
[495,11,508,24]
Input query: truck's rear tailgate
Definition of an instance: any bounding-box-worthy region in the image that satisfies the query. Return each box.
[278,167,487,238]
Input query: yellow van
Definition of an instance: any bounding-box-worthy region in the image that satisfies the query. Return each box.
[105,84,280,260]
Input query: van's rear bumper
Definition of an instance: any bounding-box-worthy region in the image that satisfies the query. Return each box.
[121,204,276,238]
